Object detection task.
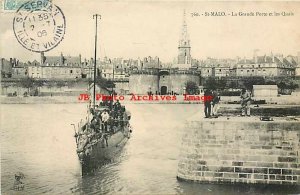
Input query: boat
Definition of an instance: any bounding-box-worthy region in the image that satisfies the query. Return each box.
[73,103,132,175]
[73,14,132,176]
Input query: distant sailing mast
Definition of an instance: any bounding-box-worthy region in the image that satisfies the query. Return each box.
[93,14,101,109]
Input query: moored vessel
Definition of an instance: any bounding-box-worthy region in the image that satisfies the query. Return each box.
[74,102,132,175]
[73,14,132,175]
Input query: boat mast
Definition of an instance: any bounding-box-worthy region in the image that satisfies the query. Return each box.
[112,63,114,96]
[93,14,101,109]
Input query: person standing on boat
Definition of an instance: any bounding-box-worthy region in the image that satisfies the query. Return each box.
[90,115,101,133]
[114,100,121,111]
[101,110,110,132]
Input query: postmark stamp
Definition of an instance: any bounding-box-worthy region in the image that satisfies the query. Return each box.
[13,0,66,52]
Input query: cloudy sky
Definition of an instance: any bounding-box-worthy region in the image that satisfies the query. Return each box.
[1,0,300,63]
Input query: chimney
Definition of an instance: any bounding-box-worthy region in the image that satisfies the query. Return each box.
[253,50,258,63]
[40,52,45,65]
[253,49,259,64]
[9,58,13,67]
[13,58,17,67]
[79,54,81,66]
[60,52,64,66]
[271,52,274,63]
[298,51,300,64]
[84,58,87,66]
[1,58,4,70]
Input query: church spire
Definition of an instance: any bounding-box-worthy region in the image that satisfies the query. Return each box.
[178,9,191,65]
[179,9,190,47]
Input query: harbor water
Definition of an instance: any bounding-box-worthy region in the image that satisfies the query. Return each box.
[1,104,299,194]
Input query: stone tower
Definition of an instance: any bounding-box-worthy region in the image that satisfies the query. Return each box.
[178,10,191,66]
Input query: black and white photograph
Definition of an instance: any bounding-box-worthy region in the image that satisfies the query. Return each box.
[1,0,300,194]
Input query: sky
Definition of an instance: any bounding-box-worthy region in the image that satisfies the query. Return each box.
[1,0,300,63]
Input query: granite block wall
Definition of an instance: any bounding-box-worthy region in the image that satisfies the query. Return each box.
[177,118,300,185]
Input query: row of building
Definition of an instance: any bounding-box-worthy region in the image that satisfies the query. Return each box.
[1,53,164,80]
[1,52,299,80]
[200,53,299,77]
[1,10,300,95]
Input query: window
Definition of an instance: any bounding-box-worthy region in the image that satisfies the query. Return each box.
[247,70,250,72]
[207,70,210,73]
[252,70,254,72]
[219,69,221,72]
[258,65,261,68]
[70,70,73,73]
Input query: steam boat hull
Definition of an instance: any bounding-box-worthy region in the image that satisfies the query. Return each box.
[79,127,130,175]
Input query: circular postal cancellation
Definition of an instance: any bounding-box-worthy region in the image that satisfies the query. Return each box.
[13,0,66,52]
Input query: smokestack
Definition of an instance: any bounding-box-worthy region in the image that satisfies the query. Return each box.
[40,52,45,65]
[9,58,13,67]
[271,52,274,63]
[60,52,64,66]
[1,58,4,70]
[84,58,87,66]
[13,58,17,67]
[254,49,259,63]
[79,54,81,66]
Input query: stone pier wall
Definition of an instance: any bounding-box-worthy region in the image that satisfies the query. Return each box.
[177,118,300,185]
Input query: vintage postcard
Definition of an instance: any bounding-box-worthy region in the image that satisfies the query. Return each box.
[1,0,300,194]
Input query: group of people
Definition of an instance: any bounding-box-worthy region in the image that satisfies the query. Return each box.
[203,88,252,118]
[76,99,129,153]
[203,89,221,118]
[89,99,128,135]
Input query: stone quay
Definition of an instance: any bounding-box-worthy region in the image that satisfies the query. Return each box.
[177,117,300,185]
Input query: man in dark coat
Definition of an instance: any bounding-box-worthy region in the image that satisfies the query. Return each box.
[204,89,213,118]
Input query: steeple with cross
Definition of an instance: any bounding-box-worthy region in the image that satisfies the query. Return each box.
[178,10,191,65]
